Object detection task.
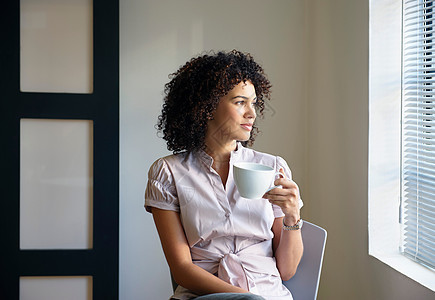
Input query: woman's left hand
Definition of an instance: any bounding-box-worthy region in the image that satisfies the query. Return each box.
[263,168,301,225]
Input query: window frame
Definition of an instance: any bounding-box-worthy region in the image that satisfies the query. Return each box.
[368,0,435,291]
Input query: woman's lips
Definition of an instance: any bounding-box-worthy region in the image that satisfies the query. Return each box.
[240,124,253,131]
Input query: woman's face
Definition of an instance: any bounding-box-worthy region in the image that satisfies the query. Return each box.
[207,80,257,145]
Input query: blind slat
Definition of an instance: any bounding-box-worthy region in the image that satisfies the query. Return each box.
[405,99,435,108]
[404,215,435,233]
[404,238,435,257]
[404,225,435,242]
[405,203,435,220]
[404,160,435,174]
[403,244,435,264]
[404,189,435,208]
[402,112,435,120]
[404,125,435,134]
[404,167,435,180]
[403,79,435,84]
[404,187,435,204]
[405,201,435,217]
[404,152,435,164]
[404,142,435,152]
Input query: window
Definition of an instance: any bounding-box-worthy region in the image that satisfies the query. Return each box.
[401,0,435,272]
[369,0,435,291]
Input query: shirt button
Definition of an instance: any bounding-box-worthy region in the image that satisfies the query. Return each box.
[225,212,231,218]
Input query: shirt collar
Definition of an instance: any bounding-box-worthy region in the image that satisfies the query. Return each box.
[195,142,245,168]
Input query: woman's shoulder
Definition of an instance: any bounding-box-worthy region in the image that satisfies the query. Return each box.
[148,152,188,178]
[152,151,188,165]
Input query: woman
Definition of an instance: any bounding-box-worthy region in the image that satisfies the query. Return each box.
[145,50,303,300]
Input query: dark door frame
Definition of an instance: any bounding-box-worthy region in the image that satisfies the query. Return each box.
[0,1,119,299]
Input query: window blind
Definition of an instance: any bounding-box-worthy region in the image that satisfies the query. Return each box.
[402,0,435,271]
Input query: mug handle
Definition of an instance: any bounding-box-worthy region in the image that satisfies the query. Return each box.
[265,172,285,193]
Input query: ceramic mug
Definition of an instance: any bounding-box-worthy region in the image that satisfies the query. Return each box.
[233,162,284,199]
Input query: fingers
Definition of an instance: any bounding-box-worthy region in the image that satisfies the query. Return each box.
[266,192,300,209]
[273,177,298,191]
[265,189,298,201]
[264,172,299,203]
[279,168,287,179]
[267,168,301,215]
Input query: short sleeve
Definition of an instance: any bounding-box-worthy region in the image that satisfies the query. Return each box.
[273,156,304,217]
[144,158,179,213]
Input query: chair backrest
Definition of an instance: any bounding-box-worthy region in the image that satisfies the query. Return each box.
[282,220,327,300]
[170,272,178,292]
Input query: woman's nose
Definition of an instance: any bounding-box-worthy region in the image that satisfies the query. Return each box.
[245,104,256,119]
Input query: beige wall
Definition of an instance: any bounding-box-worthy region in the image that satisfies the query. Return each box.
[120,0,435,299]
[305,0,433,299]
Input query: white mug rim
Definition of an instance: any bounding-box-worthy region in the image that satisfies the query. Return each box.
[233,162,274,172]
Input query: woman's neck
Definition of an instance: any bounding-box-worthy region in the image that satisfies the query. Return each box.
[204,138,237,163]
[204,138,236,188]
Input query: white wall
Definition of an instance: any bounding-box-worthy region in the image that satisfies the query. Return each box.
[120,0,435,299]
[120,1,307,299]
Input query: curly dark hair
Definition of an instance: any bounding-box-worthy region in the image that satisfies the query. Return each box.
[157,50,272,153]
